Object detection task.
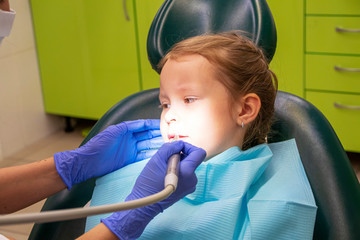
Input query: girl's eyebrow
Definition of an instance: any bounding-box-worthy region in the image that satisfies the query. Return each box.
[159,82,199,100]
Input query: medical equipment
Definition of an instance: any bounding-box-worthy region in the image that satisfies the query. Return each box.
[165,135,181,190]
[0,142,181,226]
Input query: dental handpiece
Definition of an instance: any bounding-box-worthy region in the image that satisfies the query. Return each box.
[164,135,181,190]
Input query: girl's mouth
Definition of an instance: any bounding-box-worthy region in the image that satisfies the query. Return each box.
[168,134,187,141]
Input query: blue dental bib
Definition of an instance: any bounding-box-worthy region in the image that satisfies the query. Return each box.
[86,139,317,239]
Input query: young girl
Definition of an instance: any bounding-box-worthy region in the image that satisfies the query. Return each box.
[158,31,277,155]
[86,32,317,239]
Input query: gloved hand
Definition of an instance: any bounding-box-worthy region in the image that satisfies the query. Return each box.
[102,141,206,240]
[54,119,163,189]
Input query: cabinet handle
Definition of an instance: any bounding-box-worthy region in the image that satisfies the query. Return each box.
[123,0,130,21]
[334,102,360,110]
[334,66,360,72]
[335,27,360,33]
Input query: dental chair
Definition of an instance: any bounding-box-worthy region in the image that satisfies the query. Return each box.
[29,0,360,239]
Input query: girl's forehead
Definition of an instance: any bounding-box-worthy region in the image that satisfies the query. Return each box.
[160,57,216,83]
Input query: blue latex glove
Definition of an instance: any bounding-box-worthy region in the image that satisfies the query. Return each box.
[54,119,163,189]
[102,141,206,240]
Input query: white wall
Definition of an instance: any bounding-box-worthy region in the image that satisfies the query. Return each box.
[0,1,61,161]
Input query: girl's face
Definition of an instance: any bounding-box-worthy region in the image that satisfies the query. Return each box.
[159,54,244,159]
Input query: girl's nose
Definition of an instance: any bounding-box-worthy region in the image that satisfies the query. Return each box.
[164,109,177,124]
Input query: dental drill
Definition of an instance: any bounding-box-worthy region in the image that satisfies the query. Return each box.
[0,139,181,226]
[165,135,181,190]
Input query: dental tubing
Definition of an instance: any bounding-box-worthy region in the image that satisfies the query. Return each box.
[0,185,175,226]
[0,141,181,226]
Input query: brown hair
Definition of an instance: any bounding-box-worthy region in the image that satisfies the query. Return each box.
[158,32,278,150]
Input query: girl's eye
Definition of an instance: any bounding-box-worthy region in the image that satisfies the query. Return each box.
[159,103,171,109]
[184,97,198,104]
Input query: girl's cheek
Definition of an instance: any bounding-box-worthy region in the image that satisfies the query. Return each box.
[160,123,168,141]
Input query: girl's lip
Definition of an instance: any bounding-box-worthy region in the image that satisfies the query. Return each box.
[168,134,187,140]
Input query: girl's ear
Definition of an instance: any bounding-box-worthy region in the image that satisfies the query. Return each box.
[235,93,261,127]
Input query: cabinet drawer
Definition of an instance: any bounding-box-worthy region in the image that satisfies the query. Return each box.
[306,55,360,93]
[306,0,360,15]
[306,16,360,55]
[306,91,360,152]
